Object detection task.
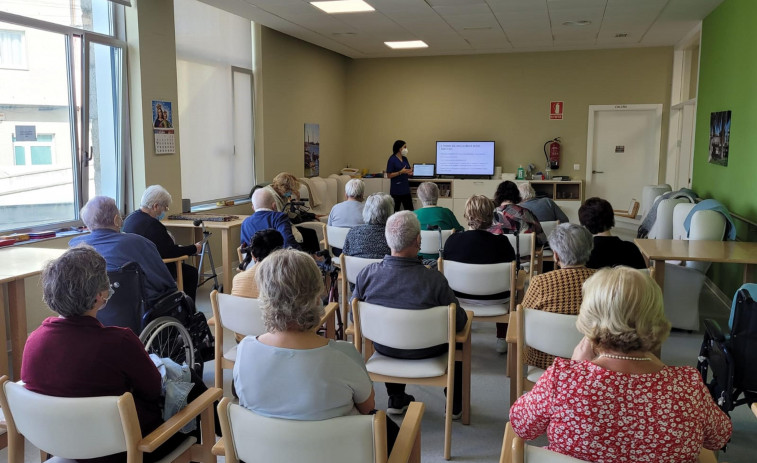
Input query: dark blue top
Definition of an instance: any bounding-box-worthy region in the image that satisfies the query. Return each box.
[240,210,300,250]
[386,155,411,195]
[70,229,176,304]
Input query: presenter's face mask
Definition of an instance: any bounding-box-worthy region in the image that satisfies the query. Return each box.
[284,192,292,198]
[401,148,408,156]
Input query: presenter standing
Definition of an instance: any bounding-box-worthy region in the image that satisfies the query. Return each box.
[386,140,414,212]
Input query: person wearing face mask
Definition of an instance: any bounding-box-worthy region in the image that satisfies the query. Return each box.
[386,140,414,212]
[70,196,178,307]
[123,185,201,301]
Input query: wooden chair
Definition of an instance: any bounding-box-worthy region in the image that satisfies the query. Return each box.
[339,254,382,340]
[216,397,424,463]
[419,229,454,257]
[0,407,6,451]
[613,199,640,219]
[353,301,473,460]
[438,259,526,329]
[163,255,189,292]
[499,422,719,463]
[0,375,221,463]
[514,306,583,398]
[210,290,338,390]
[505,233,539,279]
[326,225,351,260]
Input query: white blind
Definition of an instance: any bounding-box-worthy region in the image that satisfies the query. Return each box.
[174,0,253,203]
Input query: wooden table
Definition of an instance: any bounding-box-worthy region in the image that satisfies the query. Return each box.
[634,239,757,287]
[162,215,249,294]
[0,247,66,379]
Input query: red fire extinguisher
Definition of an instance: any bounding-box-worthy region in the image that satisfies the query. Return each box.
[543,137,561,170]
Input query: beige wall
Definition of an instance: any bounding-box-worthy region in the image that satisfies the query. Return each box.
[343,47,674,180]
[259,27,350,181]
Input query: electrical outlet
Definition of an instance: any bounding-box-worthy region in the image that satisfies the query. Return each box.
[573,164,580,171]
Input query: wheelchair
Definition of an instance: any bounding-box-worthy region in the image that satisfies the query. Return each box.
[697,284,757,415]
[102,262,214,372]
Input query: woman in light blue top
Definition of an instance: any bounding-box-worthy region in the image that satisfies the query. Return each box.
[234,248,375,419]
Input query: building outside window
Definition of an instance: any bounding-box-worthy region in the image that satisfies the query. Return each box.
[0,0,128,232]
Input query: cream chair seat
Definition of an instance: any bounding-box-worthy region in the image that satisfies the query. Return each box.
[340,254,382,340]
[419,229,454,256]
[0,376,220,463]
[353,301,473,460]
[217,398,424,463]
[515,306,583,398]
[326,225,351,258]
[499,422,718,463]
[505,233,539,279]
[536,221,558,272]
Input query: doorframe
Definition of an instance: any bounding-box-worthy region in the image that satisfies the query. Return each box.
[585,104,663,197]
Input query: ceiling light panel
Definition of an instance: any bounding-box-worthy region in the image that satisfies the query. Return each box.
[311,0,375,14]
[384,40,429,49]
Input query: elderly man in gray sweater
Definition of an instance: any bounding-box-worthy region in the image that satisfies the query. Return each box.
[352,211,469,418]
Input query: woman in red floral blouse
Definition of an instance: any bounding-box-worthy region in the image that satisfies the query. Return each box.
[510,266,731,463]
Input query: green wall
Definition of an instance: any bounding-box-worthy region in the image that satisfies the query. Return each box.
[694,0,757,296]
[694,0,757,221]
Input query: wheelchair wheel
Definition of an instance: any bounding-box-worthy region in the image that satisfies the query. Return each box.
[140,316,195,367]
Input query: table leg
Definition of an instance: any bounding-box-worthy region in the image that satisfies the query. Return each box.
[8,280,26,380]
[221,229,231,294]
[651,258,665,288]
[744,263,755,284]
[0,284,10,378]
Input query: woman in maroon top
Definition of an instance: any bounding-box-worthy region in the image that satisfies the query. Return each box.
[22,245,184,463]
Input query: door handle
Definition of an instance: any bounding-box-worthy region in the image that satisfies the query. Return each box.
[592,170,604,174]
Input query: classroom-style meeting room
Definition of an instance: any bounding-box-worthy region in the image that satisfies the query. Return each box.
[2,0,757,462]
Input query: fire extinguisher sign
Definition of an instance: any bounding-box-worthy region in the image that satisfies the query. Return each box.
[550,101,564,120]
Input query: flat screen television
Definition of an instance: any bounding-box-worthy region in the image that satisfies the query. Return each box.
[436,141,495,177]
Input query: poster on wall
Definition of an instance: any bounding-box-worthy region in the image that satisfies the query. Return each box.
[304,123,320,177]
[153,100,175,155]
[708,110,731,166]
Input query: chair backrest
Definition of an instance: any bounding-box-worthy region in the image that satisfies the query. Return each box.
[212,291,266,337]
[100,261,147,335]
[539,221,559,242]
[327,225,351,250]
[220,400,384,463]
[672,203,696,240]
[641,184,671,218]
[441,260,513,296]
[0,379,136,460]
[686,210,727,273]
[521,308,582,359]
[419,229,454,255]
[342,255,382,284]
[648,197,688,239]
[355,302,451,351]
[328,174,354,202]
[505,233,535,258]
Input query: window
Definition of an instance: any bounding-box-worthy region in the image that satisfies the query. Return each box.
[12,133,55,165]
[0,29,26,69]
[0,1,128,232]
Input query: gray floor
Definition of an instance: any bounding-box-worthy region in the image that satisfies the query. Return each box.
[5,277,756,463]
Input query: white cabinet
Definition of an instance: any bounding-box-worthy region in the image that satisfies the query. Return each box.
[362,178,390,196]
[451,179,501,224]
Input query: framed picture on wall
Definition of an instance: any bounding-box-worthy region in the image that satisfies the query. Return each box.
[708,110,731,166]
[305,123,320,177]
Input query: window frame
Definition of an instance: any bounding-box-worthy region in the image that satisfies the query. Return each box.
[0,6,130,234]
[0,28,28,70]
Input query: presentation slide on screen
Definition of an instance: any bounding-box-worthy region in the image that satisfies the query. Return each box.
[436,141,494,175]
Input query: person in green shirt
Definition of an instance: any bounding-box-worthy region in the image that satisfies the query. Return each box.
[414,182,463,259]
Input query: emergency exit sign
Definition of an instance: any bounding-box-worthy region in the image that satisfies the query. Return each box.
[550,101,564,120]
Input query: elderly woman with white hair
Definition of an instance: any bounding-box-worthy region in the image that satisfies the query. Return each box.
[328,178,366,228]
[517,182,569,223]
[233,248,399,449]
[520,223,596,369]
[123,185,201,300]
[414,181,463,233]
[341,192,394,259]
[511,267,731,462]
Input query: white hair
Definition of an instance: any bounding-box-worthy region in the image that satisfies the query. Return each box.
[344,179,365,200]
[252,188,275,210]
[80,196,119,230]
[518,182,535,202]
[362,193,394,225]
[417,182,439,206]
[385,211,420,252]
[549,223,593,266]
[140,185,172,209]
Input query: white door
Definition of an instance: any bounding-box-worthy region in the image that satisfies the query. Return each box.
[586,105,662,214]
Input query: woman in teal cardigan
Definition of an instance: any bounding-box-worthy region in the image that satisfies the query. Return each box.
[414,182,463,259]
